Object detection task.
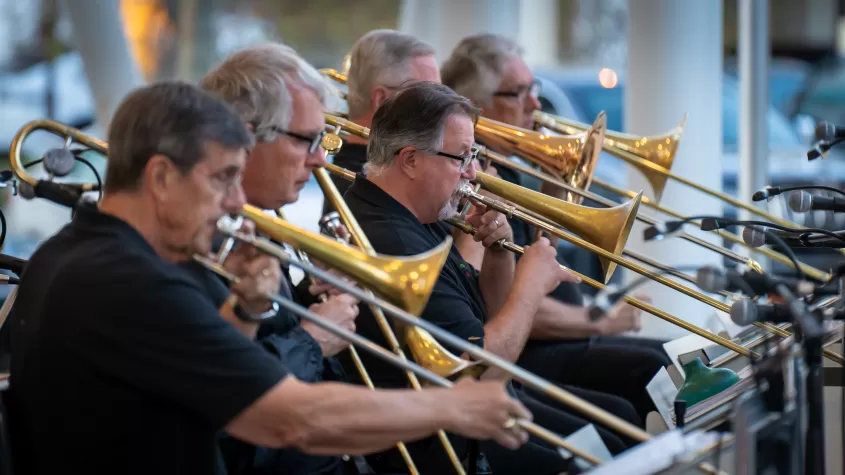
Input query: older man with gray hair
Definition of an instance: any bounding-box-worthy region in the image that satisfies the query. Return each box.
[182,43,531,475]
[322,29,440,215]
[442,33,672,425]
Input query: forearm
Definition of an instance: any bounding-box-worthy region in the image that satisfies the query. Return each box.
[453,229,485,270]
[481,288,541,377]
[479,248,515,316]
[530,297,600,340]
[284,383,456,455]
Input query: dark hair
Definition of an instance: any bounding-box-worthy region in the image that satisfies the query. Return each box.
[366,81,480,174]
[104,81,254,193]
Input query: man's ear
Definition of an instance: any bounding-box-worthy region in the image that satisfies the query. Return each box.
[395,146,420,179]
[371,86,392,111]
[143,154,177,200]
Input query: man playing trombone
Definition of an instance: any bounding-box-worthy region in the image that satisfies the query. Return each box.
[4,81,532,475]
[193,42,362,475]
[441,33,672,422]
[328,28,661,434]
[340,80,636,475]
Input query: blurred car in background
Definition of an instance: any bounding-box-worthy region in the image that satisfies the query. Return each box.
[533,66,845,271]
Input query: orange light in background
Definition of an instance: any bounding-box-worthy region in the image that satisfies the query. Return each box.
[598,68,618,88]
[119,0,172,81]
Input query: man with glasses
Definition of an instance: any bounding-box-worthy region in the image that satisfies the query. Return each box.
[442,33,672,424]
[6,80,531,475]
[340,80,646,475]
[192,43,362,475]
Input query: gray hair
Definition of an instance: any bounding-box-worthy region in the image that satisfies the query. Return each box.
[346,29,436,118]
[367,81,480,176]
[105,81,253,193]
[441,34,524,108]
[199,43,337,142]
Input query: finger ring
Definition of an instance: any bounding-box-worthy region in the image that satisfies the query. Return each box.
[502,418,516,430]
[493,219,500,227]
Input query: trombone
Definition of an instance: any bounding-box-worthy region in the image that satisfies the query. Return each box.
[530,112,841,277]
[319,69,832,284]
[534,111,805,229]
[320,115,845,366]
[10,119,732,474]
[7,118,467,475]
[271,207,422,474]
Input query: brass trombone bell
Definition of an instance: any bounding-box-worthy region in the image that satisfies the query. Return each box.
[533,110,686,203]
[473,172,641,283]
[241,203,448,319]
[475,113,606,205]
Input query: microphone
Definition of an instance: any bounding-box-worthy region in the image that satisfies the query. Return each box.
[695,266,831,298]
[18,180,88,209]
[42,148,77,177]
[814,121,845,142]
[752,186,785,202]
[587,285,622,321]
[741,226,804,248]
[730,298,795,326]
[788,190,845,213]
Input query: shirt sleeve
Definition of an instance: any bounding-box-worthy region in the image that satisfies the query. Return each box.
[364,220,485,348]
[73,276,289,430]
[258,328,325,383]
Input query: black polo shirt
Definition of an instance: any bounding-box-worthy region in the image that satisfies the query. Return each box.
[340,176,489,473]
[322,142,367,216]
[6,201,288,475]
[339,176,487,389]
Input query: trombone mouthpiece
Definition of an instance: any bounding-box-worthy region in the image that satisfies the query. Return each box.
[456,184,475,198]
[216,215,243,234]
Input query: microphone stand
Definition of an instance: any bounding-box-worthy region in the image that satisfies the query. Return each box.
[775,283,825,475]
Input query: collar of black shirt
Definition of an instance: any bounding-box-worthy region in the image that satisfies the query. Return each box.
[330,142,368,169]
[72,199,157,255]
[346,175,423,224]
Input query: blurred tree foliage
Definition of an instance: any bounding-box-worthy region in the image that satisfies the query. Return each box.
[251,0,400,68]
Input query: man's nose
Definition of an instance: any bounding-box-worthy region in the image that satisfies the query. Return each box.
[462,160,477,180]
[223,182,247,213]
[308,148,329,168]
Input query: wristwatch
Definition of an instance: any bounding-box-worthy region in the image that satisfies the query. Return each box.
[232,298,280,323]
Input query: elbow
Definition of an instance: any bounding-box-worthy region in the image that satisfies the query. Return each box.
[261,423,314,450]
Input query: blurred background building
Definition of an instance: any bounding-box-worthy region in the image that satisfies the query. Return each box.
[2,0,845,340]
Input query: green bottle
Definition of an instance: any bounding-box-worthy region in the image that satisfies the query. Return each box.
[675,357,740,408]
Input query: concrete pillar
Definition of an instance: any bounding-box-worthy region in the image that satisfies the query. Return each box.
[737,0,770,226]
[63,0,144,131]
[398,0,558,68]
[625,0,725,339]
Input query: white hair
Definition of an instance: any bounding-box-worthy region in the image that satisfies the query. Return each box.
[441,34,524,108]
[346,29,436,118]
[199,43,338,142]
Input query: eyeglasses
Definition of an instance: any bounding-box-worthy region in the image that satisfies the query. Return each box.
[493,80,542,101]
[435,147,478,172]
[260,125,326,154]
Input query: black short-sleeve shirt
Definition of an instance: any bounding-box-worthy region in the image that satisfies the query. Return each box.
[6,201,289,475]
[338,176,488,389]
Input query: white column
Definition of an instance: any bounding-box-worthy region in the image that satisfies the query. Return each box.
[63,0,144,131]
[625,0,725,339]
[398,0,558,68]
[738,0,769,224]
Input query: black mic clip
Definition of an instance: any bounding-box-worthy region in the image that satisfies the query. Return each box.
[752,186,784,202]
